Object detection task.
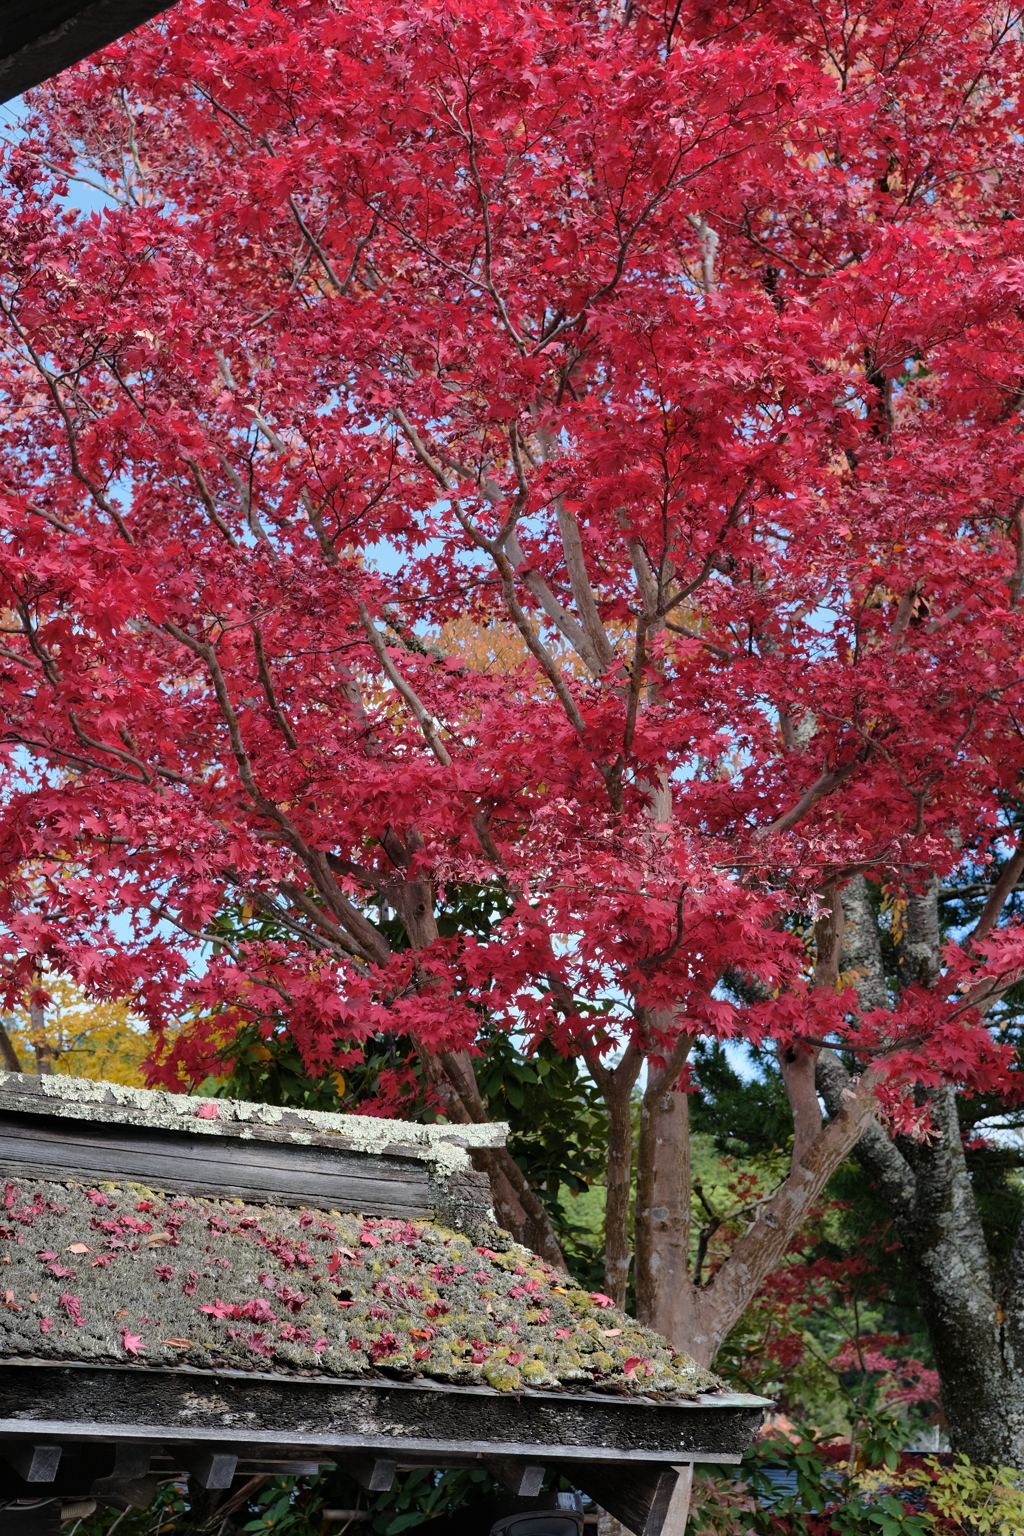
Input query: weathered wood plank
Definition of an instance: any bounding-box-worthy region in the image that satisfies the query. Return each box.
[0,1112,436,1216]
[0,1364,766,1464]
[0,1076,503,1164]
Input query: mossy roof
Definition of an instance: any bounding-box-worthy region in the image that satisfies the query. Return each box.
[0,1176,721,1401]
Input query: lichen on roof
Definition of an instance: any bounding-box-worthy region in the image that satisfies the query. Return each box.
[0,1072,505,1177]
[0,1177,721,1401]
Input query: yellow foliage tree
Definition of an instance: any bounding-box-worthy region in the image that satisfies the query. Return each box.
[1,976,154,1087]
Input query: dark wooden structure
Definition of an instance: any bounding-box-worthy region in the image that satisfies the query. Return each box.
[0,1069,496,1230]
[1,0,179,105]
[0,1074,769,1534]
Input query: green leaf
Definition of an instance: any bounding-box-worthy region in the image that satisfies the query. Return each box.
[387,1511,443,1532]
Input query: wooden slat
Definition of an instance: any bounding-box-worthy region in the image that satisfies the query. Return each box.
[0,1111,435,1217]
[0,1079,467,1158]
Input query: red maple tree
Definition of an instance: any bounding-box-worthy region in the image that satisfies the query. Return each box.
[2,0,1024,1446]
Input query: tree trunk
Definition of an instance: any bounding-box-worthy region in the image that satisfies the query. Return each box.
[0,1019,23,1073]
[391,868,568,1268]
[819,1050,1024,1462]
[825,873,1024,1466]
[628,987,883,1371]
[600,1054,641,1306]
[29,1001,52,1075]
[634,1046,693,1341]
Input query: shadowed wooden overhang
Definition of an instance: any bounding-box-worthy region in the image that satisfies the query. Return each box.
[1,0,179,104]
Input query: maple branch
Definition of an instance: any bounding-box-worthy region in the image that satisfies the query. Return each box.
[817,1048,916,1223]
[166,623,389,958]
[529,136,750,355]
[24,504,75,534]
[67,710,153,784]
[222,877,334,953]
[338,206,382,293]
[491,545,593,740]
[358,604,453,768]
[0,301,135,545]
[538,437,615,672]
[664,618,737,662]
[621,610,651,764]
[390,406,452,492]
[435,486,594,744]
[14,601,60,687]
[635,886,687,970]
[0,134,131,208]
[588,1035,643,1304]
[0,730,172,785]
[503,530,606,674]
[287,195,346,294]
[300,487,342,565]
[163,622,281,809]
[1010,498,1024,608]
[642,1022,697,1094]
[621,520,661,616]
[307,852,395,966]
[969,834,1024,945]
[159,620,383,956]
[438,1045,568,1270]
[184,457,240,548]
[218,451,274,549]
[658,484,750,617]
[251,624,298,749]
[393,406,610,678]
[277,883,373,964]
[695,1065,883,1354]
[756,748,868,840]
[685,213,719,293]
[150,904,295,1006]
[453,94,526,350]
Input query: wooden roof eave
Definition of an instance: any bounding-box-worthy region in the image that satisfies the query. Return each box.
[0,1359,769,1536]
[0,0,180,105]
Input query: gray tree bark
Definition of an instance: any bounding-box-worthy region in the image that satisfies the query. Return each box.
[819,875,1024,1466]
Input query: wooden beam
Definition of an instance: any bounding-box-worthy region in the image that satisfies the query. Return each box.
[346,1454,397,1492]
[0,1441,62,1482]
[90,1442,152,1504]
[107,1444,150,1478]
[0,1111,437,1218]
[567,1463,681,1536]
[178,1445,239,1490]
[483,1457,546,1497]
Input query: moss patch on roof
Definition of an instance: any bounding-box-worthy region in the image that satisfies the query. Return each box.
[0,1177,720,1400]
